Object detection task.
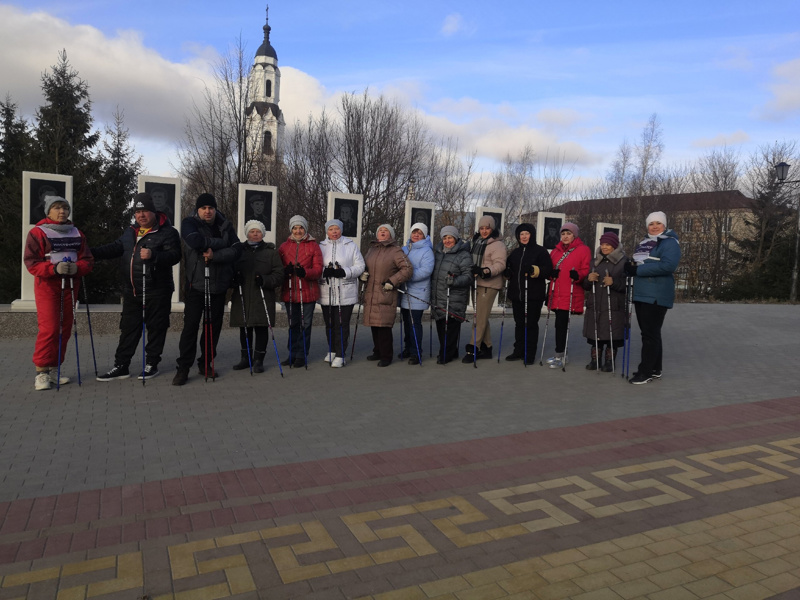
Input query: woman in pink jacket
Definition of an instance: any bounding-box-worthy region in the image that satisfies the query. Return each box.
[545,222,591,369]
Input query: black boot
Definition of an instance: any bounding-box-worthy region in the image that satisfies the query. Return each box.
[462,344,476,363]
[253,351,266,373]
[477,343,493,360]
[586,346,598,370]
[232,349,251,370]
[601,347,616,372]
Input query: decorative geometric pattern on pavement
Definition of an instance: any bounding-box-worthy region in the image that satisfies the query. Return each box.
[1,397,799,598]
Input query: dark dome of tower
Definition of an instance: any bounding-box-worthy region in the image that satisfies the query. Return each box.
[256,20,277,59]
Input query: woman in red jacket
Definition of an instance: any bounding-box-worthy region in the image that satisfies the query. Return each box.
[24,196,94,390]
[279,215,323,369]
[545,222,590,369]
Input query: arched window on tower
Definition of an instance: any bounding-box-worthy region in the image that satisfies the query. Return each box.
[265,79,272,98]
[263,131,273,155]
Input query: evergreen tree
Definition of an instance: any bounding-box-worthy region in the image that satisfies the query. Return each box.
[90,110,144,301]
[0,97,34,302]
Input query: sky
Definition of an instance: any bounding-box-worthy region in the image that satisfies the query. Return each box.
[2,0,799,186]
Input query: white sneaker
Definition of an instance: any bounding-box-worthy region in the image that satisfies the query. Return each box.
[545,356,558,364]
[35,372,52,390]
[323,352,334,363]
[48,372,70,385]
[331,357,345,368]
[549,358,564,369]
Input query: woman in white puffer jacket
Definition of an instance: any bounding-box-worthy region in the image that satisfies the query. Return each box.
[318,219,366,367]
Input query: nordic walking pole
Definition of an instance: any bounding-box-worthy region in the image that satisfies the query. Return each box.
[288,274,293,367]
[258,285,283,377]
[141,258,147,386]
[563,280,575,372]
[539,278,554,366]
[327,264,333,365]
[69,276,81,386]
[429,307,433,358]
[472,276,478,369]
[498,277,508,363]
[395,289,469,322]
[625,277,634,379]
[298,271,308,369]
[409,308,423,367]
[204,257,213,382]
[350,280,364,360]
[399,288,404,359]
[335,263,346,363]
[592,278,599,374]
[606,269,615,374]
[56,264,66,391]
[238,276,253,375]
[524,275,528,367]
[443,282,451,364]
[81,276,97,376]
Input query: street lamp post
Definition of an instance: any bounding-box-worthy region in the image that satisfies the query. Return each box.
[775,162,800,303]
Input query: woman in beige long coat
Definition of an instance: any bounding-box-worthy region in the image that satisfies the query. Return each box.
[359,224,413,366]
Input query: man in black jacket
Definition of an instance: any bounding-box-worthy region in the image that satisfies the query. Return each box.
[173,193,241,385]
[92,193,182,380]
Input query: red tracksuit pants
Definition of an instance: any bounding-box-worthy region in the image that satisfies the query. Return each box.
[32,277,78,368]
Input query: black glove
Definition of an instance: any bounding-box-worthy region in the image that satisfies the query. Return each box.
[550,268,560,280]
[332,266,346,278]
[322,266,336,279]
[446,272,455,287]
[480,267,492,279]
[294,264,306,278]
[283,264,294,276]
[502,267,513,279]
[382,280,395,291]
[569,269,580,282]
[470,264,482,276]
[231,271,240,287]
[624,262,638,277]
[255,274,264,287]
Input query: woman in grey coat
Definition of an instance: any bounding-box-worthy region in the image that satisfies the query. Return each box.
[230,220,284,373]
[582,231,627,372]
[430,226,473,364]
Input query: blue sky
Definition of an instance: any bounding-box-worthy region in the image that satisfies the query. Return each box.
[2,1,799,183]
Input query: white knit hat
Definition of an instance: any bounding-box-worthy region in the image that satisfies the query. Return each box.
[376,223,395,239]
[646,211,667,227]
[244,220,266,237]
[410,222,428,237]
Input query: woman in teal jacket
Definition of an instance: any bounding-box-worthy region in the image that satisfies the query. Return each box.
[624,211,681,384]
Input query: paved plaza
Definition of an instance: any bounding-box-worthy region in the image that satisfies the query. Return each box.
[0,303,799,599]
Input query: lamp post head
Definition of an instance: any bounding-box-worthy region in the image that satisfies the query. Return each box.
[776,162,791,182]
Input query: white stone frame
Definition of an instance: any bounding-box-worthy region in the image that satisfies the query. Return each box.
[238,184,277,245]
[404,201,436,243]
[139,175,182,307]
[12,172,73,310]
[475,206,506,236]
[327,192,363,242]
[536,211,566,252]
[595,222,622,250]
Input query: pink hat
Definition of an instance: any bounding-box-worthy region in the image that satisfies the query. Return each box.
[561,222,579,237]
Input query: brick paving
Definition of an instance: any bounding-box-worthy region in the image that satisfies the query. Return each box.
[0,303,799,598]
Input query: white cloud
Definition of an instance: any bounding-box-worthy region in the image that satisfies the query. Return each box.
[716,46,754,71]
[535,108,587,128]
[761,57,800,120]
[440,13,465,37]
[691,130,750,148]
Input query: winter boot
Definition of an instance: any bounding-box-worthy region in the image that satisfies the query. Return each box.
[253,351,266,373]
[477,343,493,360]
[232,349,251,370]
[462,344,476,363]
[172,369,189,386]
[601,347,616,372]
[585,347,598,370]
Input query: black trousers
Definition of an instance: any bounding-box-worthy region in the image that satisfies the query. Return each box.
[634,301,668,376]
[400,308,424,356]
[115,292,171,368]
[553,309,570,353]
[284,301,314,361]
[239,327,269,353]
[321,304,354,358]
[511,299,543,359]
[435,318,461,362]
[176,287,226,371]
[370,326,394,362]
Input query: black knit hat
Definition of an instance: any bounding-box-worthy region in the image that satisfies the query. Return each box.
[195,193,217,211]
[133,192,156,213]
[515,223,536,243]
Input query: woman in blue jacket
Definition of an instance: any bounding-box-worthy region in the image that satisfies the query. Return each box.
[399,222,435,364]
[624,211,681,385]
